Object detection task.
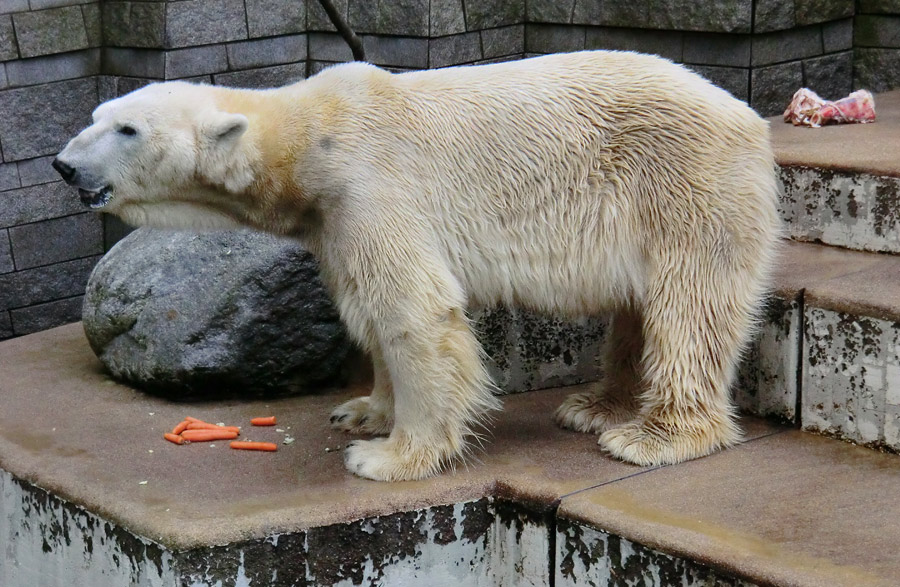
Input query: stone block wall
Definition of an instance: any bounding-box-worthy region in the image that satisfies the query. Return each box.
[524,0,855,116]
[99,0,308,94]
[854,0,900,92]
[0,0,898,341]
[306,0,525,74]
[0,1,103,340]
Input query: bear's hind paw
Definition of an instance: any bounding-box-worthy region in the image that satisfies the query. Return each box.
[599,419,741,467]
[554,391,636,434]
[330,397,392,435]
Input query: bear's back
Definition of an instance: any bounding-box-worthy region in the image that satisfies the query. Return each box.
[293,52,778,316]
[394,51,762,135]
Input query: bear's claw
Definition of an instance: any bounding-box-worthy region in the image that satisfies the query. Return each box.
[330,397,392,436]
[554,390,638,435]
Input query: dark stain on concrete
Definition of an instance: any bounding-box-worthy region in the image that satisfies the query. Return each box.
[474,306,513,374]
[847,189,859,218]
[517,311,603,366]
[858,316,883,359]
[811,168,843,220]
[107,522,167,580]
[175,533,308,587]
[806,308,832,371]
[306,509,429,586]
[430,503,459,546]
[558,518,605,583]
[734,294,798,422]
[460,498,493,546]
[776,166,799,224]
[781,165,900,250]
[10,474,168,584]
[562,518,755,586]
[476,305,605,393]
[872,178,900,238]
[494,498,552,541]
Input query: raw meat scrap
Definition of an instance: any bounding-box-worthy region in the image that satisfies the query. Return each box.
[783,88,876,127]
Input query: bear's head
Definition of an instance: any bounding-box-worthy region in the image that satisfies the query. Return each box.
[53,82,258,230]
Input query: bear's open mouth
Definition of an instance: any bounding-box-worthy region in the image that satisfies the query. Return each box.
[78,187,112,210]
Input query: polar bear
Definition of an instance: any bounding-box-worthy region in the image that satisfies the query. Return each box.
[54,51,780,482]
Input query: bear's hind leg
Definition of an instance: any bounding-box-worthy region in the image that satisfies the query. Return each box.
[330,345,394,436]
[555,306,642,434]
[344,307,500,481]
[600,257,753,466]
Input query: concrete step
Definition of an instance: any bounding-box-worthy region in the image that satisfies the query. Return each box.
[0,325,898,586]
[558,429,900,587]
[778,240,900,451]
[738,240,900,452]
[770,90,900,254]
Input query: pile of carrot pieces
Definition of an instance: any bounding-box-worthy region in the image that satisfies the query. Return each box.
[164,416,278,452]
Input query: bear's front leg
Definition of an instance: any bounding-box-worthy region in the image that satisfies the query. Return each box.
[342,306,499,482]
[330,345,394,435]
[323,219,500,481]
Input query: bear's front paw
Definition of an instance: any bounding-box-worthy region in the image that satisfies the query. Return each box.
[330,397,392,435]
[343,437,442,482]
[554,391,637,434]
[599,418,741,467]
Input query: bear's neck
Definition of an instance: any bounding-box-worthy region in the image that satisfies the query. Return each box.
[213,88,316,237]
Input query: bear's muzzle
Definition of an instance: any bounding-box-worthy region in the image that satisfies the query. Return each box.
[52,157,112,209]
[51,158,76,183]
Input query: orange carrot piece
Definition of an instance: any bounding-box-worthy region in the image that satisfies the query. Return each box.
[181,429,239,442]
[186,422,240,433]
[250,416,276,426]
[230,441,277,452]
[172,420,190,435]
[164,432,185,445]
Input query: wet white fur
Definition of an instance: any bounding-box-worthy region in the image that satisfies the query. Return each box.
[57,51,781,481]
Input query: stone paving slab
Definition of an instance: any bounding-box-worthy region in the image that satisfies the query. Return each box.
[559,430,900,587]
[775,239,900,322]
[771,90,900,254]
[0,323,782,552]
[3,315,900,583]
[769,89,900,178]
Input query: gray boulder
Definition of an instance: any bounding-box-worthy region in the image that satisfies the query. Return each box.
[82,228,351,400]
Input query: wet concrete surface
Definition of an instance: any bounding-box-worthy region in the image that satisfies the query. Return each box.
[0,323,778,551]
[770,89,900,178]
[775,239,900,322]
[1,322,898,585]
[560,430,900,586]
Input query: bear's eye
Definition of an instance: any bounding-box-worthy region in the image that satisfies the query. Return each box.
[118,125,137,136]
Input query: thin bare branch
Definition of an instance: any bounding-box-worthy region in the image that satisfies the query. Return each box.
[315,0,366,62]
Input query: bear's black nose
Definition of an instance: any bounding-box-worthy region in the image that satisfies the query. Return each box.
[52,158,76,183]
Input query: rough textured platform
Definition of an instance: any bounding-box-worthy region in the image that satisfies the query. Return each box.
[770,90,900,178]
[776,239,900,322]
[0,324,773,551]
[770,90,900,254]
[1,324,900,586]
[773,240,900,450]
[559,431,900,587]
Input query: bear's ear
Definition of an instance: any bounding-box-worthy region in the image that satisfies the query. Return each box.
[198,111,255,193]
[203,112,249,146]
